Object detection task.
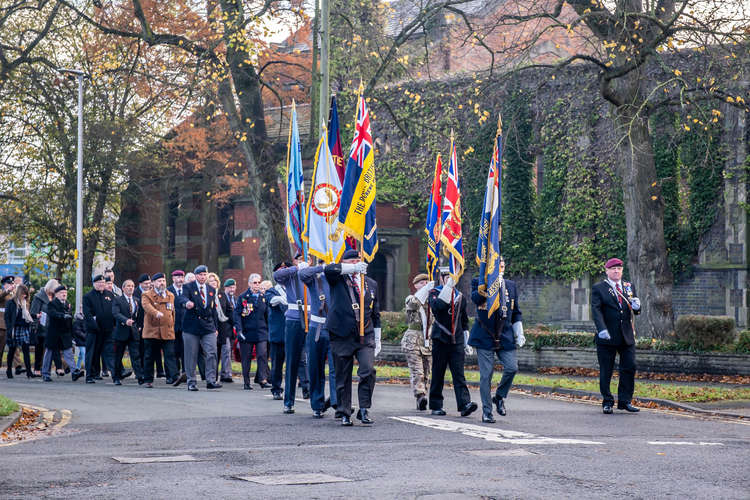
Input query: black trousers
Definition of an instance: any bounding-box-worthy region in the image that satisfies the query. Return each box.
[269,341,285,394]
[174,330,184,373]
[239,341,268,385]
[85,331,115,380]
[597,343,636,406]
[331,336,376,418]
[114,337,143,382]
[6,344,31,374]
[143,338,178,383]
[144,342,166,377]
[429,339,471,411]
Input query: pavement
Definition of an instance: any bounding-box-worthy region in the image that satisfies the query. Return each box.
[0,375,749,499]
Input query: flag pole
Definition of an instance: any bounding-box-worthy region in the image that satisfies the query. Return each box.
[359,239,365,341]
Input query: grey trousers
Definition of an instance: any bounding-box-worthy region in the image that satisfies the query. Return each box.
[42,348,76,378]
[183,332,217,385]
[476,347,518,417]
[219,338,232,378]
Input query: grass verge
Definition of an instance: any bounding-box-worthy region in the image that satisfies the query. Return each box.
[374,364,750,404]
[0,394,20,417]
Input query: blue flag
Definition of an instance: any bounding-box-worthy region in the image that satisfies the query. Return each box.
[425,154,443,282]
[285,101,306,257]
[476,117,503,316]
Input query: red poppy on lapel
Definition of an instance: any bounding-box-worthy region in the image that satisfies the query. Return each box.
[209,292,214,297]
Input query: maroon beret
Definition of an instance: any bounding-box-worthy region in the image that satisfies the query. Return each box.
[171,270,185,276]
[605,258,624,268]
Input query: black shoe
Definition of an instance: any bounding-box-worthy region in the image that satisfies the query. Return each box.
[86,378,95,384]
[618,403,640,413]
[272,392,283,400]
[43,375,53,382]
[172,373,187,387]
[244,383,253,390]
[101,371,109,378]
[94,375,103,380]
[5,368,12,379]
[259,382,271,389]
[138,378,145,386]
[206,381,222,389]
[313,410,323,418]
[461,402,478,417]
[431,409,446,416]
[302,388,310,399]
[482,414,496,423]
[341,415,353,426]
[121,370,132,379]
[323,398,332,412]
[27,372,40,379]
[603,404,614,414]
[72,370,84,381]
[144,382,153,388]
[356,409,373,424]
[157,372,166,379]
[417,396,428,411]
[113,379,122,386]
[15,366,26,375]
[492,395,507,416]
[221,377,234,383]
[283,405,295,414]
[187,383,198,391]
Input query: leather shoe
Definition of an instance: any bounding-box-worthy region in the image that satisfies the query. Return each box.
[492,395,507,416]
[417,396,428,411]
[618,403,640,412]
[187,383,198,391]
[15,366,26,375]
[356,408,373,424]
[283,405,295,414]
[244,383,253,390]
[121,370,133,379]
[482,414,496,423]
[72,370,84,381]
[461,402,478,417]
[156,372,166,378]
[312,410,323,418]
[272,392,283,400]
[431,409,446,416]
[172,373,187,387]
[341,415,353,426]
[602,404,614,414]
[5,369,12,379]
[27,372,40,379]
[323,398,332,412]
[85,379,95,384]
[94,375,103,380]
[113,379,122,386]
[221,377,234,383]
[302,388,310,399]
[259,382,271,389]
[206,381,223,389]
[43,376,53,382]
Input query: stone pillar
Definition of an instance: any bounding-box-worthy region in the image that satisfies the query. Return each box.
[721,101,748,326]
[570,274,590,321]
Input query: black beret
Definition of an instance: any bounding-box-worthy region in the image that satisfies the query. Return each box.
[0,276,13,285]
[138,273,150,283]
[151,272,165,281]
[92,274,104,283]
[273,262,286,272]
[194,265,208,275]
[294,252,304,260]
[342,249,359,260]
[54,285,67,293]
[104,276,112,282]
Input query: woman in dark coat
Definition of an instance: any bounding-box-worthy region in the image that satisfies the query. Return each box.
[4,285,38,378]
[42,285,83,382]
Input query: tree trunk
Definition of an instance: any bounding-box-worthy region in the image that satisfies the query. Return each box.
[615,105,675,338]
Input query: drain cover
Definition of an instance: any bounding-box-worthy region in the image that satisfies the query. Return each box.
[464,449,539,457]
[236,473,352,485]
[112,455,199,464]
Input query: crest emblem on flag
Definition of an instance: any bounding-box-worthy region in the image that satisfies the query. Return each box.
[440,134,464,280]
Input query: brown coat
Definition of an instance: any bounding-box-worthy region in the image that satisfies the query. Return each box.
[0,289,12,332]
[141,289,175,340]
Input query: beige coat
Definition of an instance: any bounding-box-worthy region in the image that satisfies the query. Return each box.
[141,289,175,340]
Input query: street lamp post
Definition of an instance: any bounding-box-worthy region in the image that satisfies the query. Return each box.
[58,68,85,310]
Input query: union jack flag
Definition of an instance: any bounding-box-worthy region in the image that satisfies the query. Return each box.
[440,135,464,280]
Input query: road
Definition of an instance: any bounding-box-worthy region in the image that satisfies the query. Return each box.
[1,376,748,499]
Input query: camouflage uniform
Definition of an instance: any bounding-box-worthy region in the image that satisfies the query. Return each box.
[401,294,432,399]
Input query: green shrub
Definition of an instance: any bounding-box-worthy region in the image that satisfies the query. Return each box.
[736,330,750,353]
[674,315,736,350]
[525,330,594,350]
[380,310,407,343]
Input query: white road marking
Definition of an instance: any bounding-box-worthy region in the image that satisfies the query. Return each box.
[465,449,540,457]
[390,416,604,445]
[112,455,200,464]
[647,441,724,446]
[236,473,352,485]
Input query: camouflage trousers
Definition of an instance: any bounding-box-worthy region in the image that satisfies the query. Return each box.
[401,329,432,398]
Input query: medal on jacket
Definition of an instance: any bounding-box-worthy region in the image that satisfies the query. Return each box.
[241,299,252,317]
[623,282,633,299]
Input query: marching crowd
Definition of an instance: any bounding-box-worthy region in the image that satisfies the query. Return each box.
[1,252,641,424]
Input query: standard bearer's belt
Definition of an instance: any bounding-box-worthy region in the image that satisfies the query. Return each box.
[287,303,310,311]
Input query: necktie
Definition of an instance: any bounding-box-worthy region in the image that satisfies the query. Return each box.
[200,286,206,305]
[616,283,623,306]
[129,297,134,315]
[351,275,361,297]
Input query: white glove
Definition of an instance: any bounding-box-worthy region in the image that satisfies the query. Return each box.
[341,262,367,275]
[297,261,309,270]
[444,277,455,289]
[354,262,368,275]
[437,282,454,304]
[512,321,526,348]
[269,295,285,306]
[630,297,641,311]
[463,330,473,356]
[374,327,382,357]
[598,329,611,340]
[413,281,434,304]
